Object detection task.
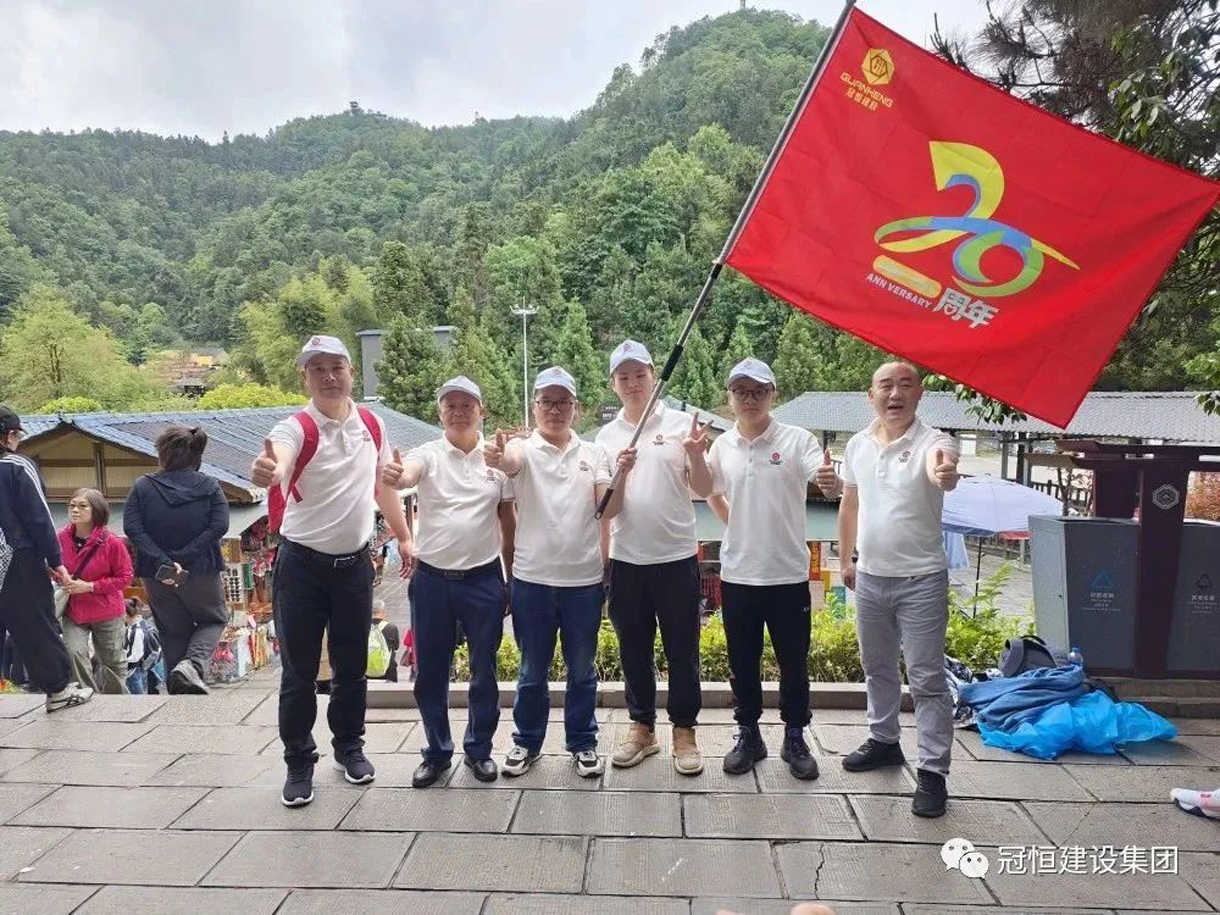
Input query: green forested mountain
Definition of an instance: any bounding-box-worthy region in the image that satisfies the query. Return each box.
[1,5,1215,420]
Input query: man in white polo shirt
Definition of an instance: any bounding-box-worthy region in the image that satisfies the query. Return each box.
[381,376,515,787]
[692,358,838,779]
[596,340,710,776]
[251,335,413,808]
[833,361,960,818]
[484,366,635,778]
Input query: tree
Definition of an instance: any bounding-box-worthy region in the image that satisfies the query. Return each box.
[377,315,450,421]
[196,383,307,409]
[372,241,437,325]
[549,300,605,415]
[451,319,519,428]
[33,395,103,414]
[667,324,719,408]
[774,313,821,401]
[0,285,163,411]
[720,312,758,382]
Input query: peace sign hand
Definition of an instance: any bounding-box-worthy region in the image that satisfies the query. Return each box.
[683,412,711,457]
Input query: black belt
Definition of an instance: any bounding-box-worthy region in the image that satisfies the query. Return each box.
[282,539,370,569]
[417,559,501,581]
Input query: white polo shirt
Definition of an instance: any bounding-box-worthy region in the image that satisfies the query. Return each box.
[508,430,611,587]
[842,417,958,577]
[268,400,389,555]
[407,435,513,571]
[595,403,697,565]
[709,419,823,586]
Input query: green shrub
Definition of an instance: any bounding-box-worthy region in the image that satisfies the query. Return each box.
[440,566,1030,683]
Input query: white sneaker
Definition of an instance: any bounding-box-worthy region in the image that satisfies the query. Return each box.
[46,682,94,713]
[573,749,604,778]
[502,745,539,777]
[1171,787,1220,820]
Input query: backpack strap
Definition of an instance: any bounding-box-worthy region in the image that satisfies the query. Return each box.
[356,406,383,498]
[286,412,320,504]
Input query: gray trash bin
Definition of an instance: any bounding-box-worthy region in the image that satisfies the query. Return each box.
[1168,520,1220,676]
[1030,515,1138,673]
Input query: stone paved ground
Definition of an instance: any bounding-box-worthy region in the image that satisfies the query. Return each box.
[0,668,1216,914]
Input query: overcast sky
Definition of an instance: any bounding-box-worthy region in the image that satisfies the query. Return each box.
[0,0,992,141]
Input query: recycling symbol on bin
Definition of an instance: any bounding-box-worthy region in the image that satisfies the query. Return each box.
[1151,484,1181,511]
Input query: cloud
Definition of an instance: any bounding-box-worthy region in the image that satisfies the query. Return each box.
[0,0,991,140]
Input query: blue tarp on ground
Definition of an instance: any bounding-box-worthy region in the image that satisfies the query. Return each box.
[959,666,1177,760]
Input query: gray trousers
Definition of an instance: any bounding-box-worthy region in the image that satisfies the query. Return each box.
[144,574,227,680]
[62,616,128,695]
[855,569,953,776]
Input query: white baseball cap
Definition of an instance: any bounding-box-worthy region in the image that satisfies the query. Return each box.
[533,366,578,397]
[436,375,483,403]
[727,357,776,387]
[296,334,352,367]
[609,339,654,374]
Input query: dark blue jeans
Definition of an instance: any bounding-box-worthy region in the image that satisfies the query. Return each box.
[408,561,505,764]
[511,578,603,754]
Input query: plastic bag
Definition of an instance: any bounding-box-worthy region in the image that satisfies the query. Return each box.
[977,690,1177,760]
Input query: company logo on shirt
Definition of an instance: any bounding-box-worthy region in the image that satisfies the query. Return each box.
[898,449,912,463]
[361,430,372,443]
[578,460,590,473]
[770,452,783,465]
[654,434,665,445]
[486,469,497,482]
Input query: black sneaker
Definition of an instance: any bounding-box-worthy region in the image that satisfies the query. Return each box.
[912,768,948,818]
[841,737,906,772]
[722,725,767,775]
[780,727,819,780]
[282,762,315,807]
[169,660,209,695]
[502,745,540,777]
[464,755,498,782]
[411,759,452,788]
[332,748,376,784]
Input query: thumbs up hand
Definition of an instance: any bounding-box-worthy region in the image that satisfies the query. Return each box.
[252,438,283,488]
[932,447,960,491]
[815,447,841,496]
[382,447,406,488]
[484,430,507,469]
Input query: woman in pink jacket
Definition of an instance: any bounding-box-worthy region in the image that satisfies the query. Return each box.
[57,488,133,694]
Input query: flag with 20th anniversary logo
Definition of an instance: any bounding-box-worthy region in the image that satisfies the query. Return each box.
[724,7,1219,428]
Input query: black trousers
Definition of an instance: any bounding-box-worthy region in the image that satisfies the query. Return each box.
[721,580,811,728]
[608,556,702,729]
[273,539,374,766]
[0,549,73,694]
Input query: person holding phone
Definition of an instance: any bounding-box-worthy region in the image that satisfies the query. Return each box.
[124,425,230,695]
[0,406,93,712]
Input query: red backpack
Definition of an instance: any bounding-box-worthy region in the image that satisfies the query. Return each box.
[267,406,383,534]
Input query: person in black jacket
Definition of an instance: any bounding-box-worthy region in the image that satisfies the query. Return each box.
[0,406,93,711]
[124,425,229,695]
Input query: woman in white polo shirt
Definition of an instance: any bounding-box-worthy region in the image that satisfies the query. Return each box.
[381,376,515,788]
[484,366,635,778]
[693,358,838,780]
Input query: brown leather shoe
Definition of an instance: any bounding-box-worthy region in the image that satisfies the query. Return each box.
[611,722,660,768]
[672,726,704,776]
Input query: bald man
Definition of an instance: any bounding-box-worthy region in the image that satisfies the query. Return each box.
[831,362,960,818]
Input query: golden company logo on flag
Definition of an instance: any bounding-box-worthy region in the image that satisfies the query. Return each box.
[862,49,893,85]
[867,141,1079,329]
[840,48,895,112]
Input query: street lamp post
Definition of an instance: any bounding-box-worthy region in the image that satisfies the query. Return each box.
[510,304,537,429]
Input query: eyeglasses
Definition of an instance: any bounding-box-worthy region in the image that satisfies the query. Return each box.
[535,398,575,413]
[67,502,91,510]
[729,388,772,402]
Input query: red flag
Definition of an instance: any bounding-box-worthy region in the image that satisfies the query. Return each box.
[724,8,1219,427]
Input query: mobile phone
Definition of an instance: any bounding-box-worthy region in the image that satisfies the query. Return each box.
[155,564,188,583]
